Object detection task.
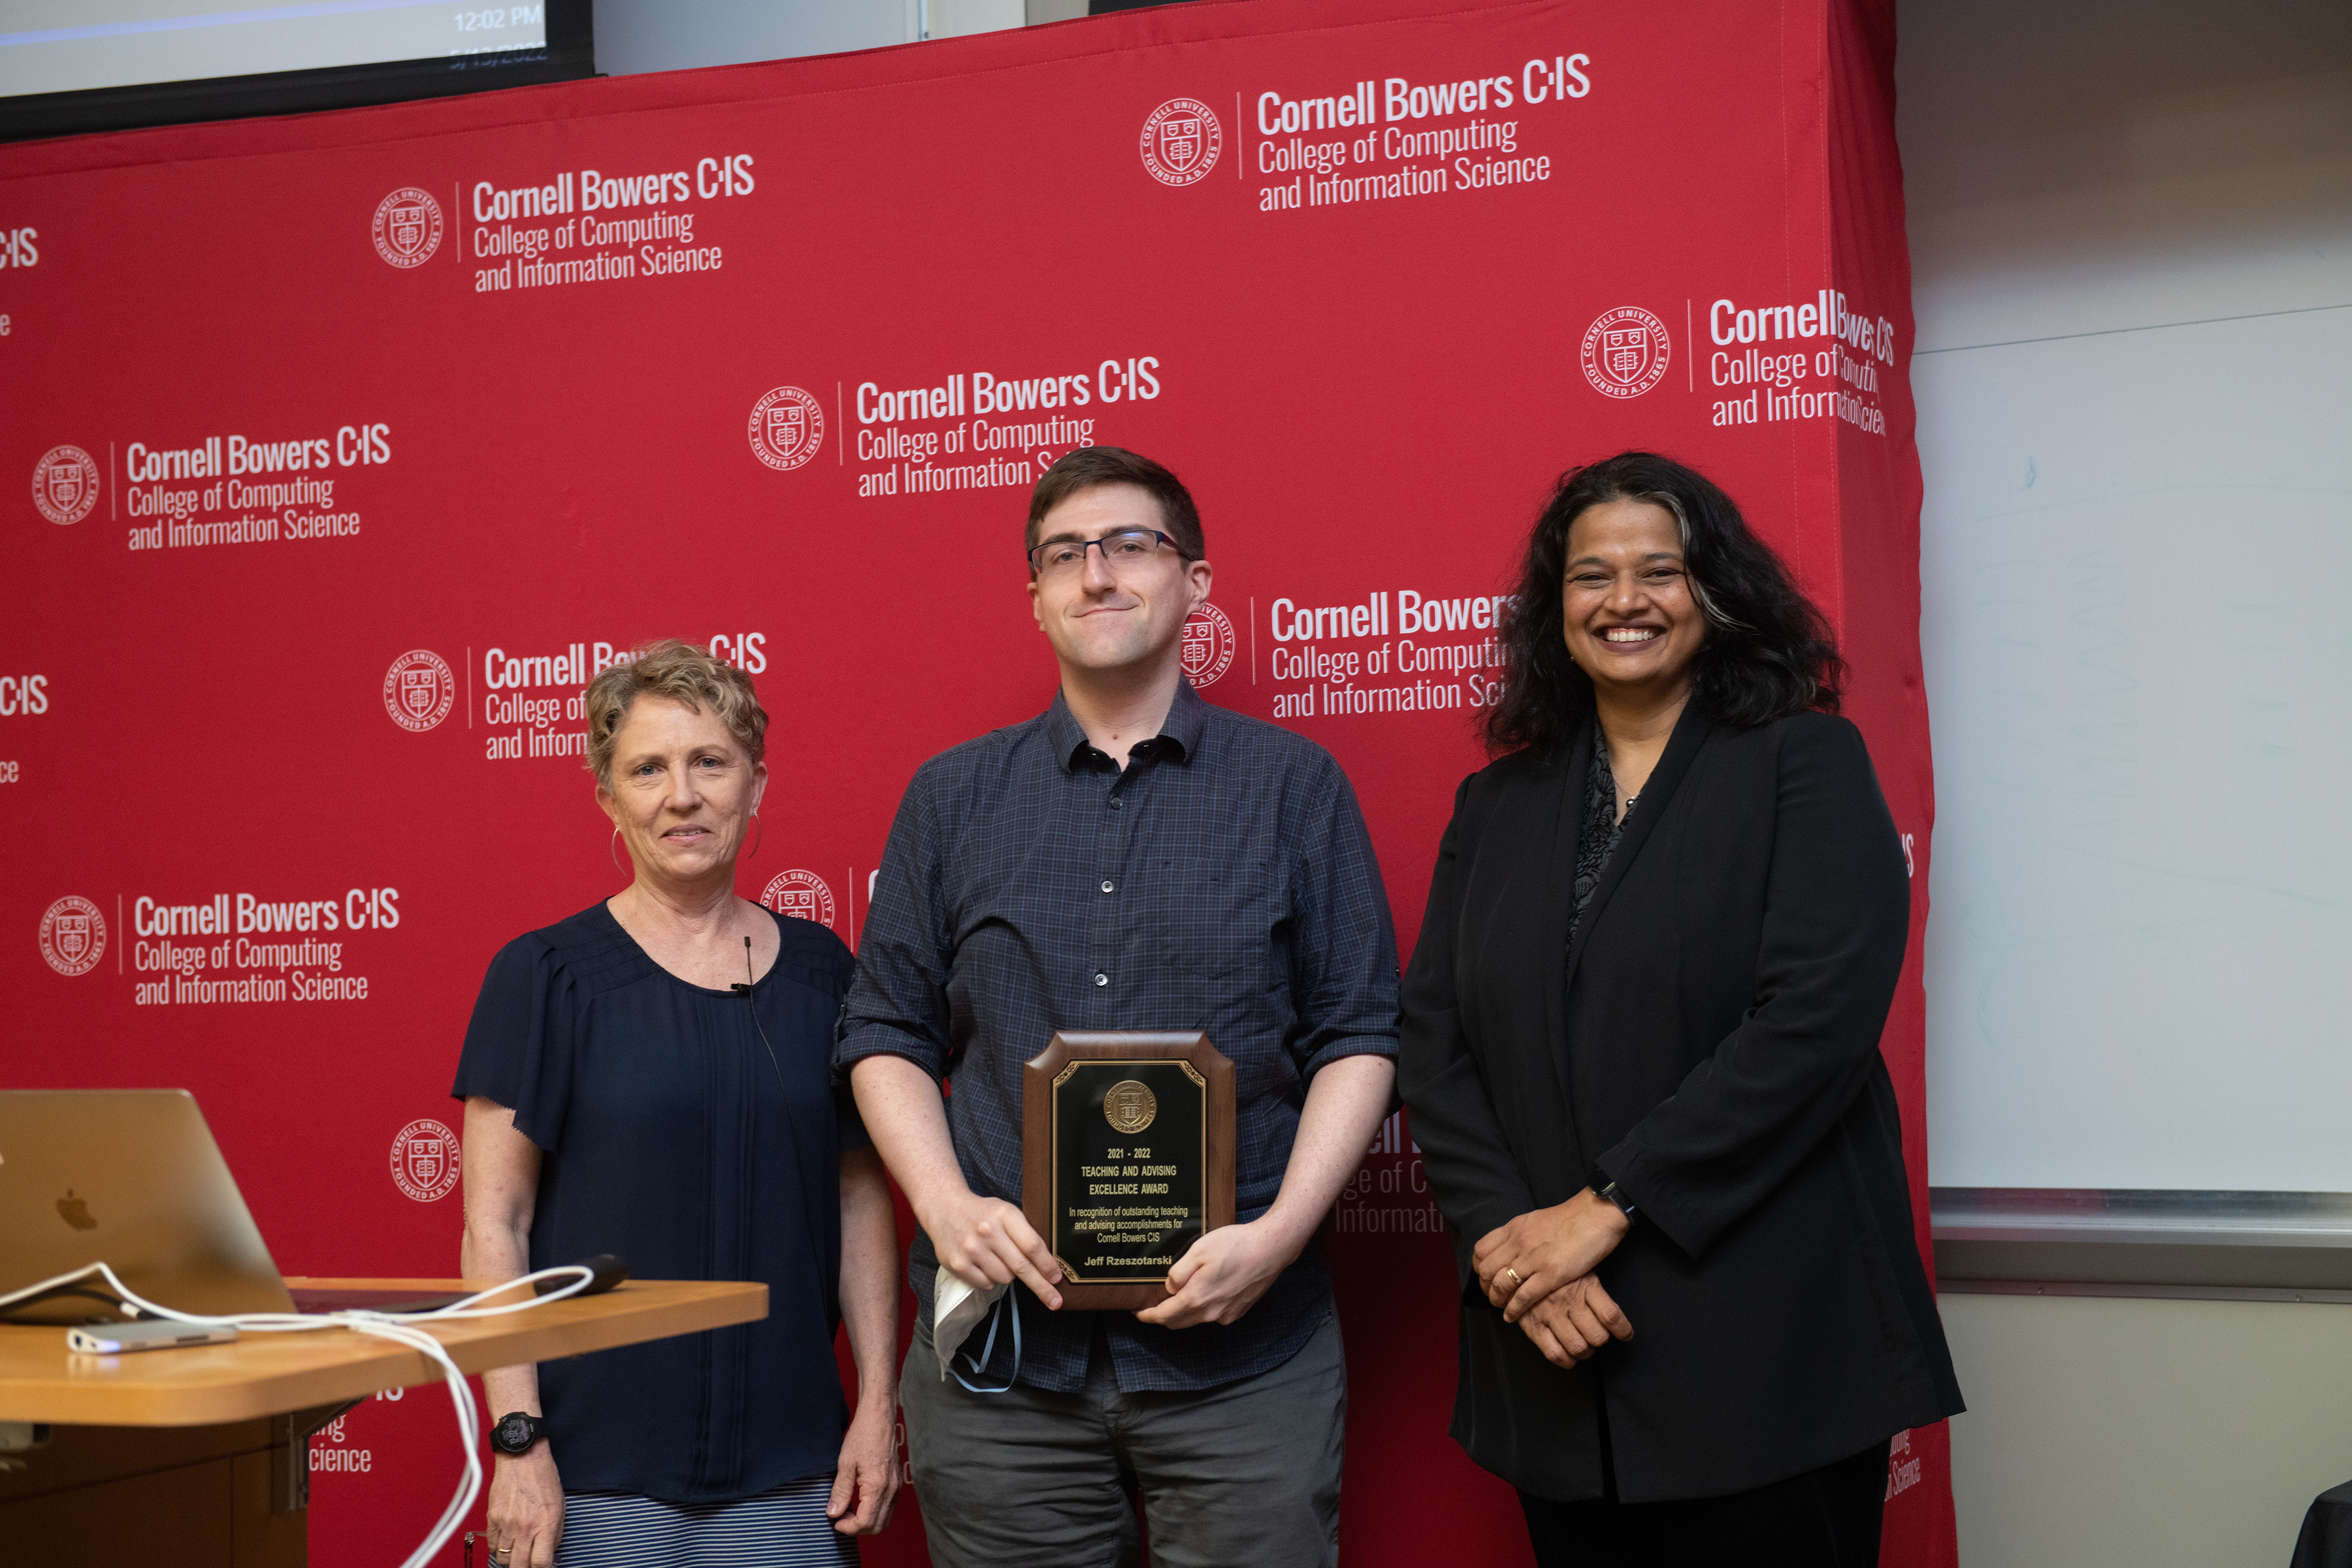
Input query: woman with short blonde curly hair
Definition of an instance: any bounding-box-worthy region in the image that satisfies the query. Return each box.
[582,640,768,793]
[454,638,902,1568]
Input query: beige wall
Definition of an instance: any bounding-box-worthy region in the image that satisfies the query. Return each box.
[1942,1293,2352,1565]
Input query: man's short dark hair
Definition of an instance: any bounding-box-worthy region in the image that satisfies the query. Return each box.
[1026,447,1205,561]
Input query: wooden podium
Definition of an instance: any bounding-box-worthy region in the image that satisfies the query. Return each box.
[0,1277,766,1566]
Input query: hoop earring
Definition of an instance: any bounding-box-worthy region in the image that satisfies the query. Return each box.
[745,811,762,860]
[610,827,627,877]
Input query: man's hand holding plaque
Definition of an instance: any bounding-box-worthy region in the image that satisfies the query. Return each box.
[1134,1216,1299,1328]
[919,1188,1064,1313]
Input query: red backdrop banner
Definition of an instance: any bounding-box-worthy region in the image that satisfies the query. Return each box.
[0,1,1950,1561]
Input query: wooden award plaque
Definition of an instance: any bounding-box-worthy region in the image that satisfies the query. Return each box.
[1022,1031,1237,1311]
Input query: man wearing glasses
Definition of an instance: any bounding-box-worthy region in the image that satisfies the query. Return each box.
[838,446,1397,1567]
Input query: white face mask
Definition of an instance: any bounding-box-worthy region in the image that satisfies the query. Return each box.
[933,1273,1017,1392]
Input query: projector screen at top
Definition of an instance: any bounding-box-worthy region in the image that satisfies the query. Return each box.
[0,3,548,99]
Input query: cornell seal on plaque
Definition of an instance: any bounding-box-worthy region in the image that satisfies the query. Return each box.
[382,649,455,732]
[31,446,100,526]
[37,895,106,978]
[760,868,838,929]
[390,1118,462,1202]
[749,385,825,471]
[1103,1080,1158,1135]
[1180,601,1235,687]
[1581,306,1673,399]
[1140,99,1222,187]
[372,187,444,269]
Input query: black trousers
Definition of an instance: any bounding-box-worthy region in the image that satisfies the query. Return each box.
[1520,1439,1891,1568]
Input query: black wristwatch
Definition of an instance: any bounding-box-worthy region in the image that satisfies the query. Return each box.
[490,1412,548,1456]
[1587,1168,1639,1225]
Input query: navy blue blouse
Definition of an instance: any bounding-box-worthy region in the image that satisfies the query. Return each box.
[451,902,862,1502]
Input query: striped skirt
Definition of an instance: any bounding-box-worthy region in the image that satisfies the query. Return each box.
[556,1474,858,1567]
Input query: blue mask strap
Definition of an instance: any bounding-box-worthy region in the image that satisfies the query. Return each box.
[949,1292,1022,1395]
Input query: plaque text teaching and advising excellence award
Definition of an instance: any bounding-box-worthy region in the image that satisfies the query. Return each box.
[1022,1032,1236,1311]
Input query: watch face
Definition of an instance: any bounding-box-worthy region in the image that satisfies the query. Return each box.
[495,1414,532,1451]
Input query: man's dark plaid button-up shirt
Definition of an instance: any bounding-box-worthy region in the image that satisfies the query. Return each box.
[836,680,1399,1393]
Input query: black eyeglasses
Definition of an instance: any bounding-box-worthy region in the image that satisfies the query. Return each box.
[1026,529,1186,578]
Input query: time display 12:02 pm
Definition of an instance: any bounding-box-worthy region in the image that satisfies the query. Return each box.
[453,6,543,34]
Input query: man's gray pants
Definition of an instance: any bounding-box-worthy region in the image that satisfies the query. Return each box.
[900,1309,1347,1568]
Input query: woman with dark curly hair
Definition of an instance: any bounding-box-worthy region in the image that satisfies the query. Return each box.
[1399,453,1961,1566]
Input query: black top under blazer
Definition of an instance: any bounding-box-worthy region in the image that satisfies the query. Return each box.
[1399,703,1963,1504]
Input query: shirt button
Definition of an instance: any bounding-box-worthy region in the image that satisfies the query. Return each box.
[1094,972,1109,987]
[1100,880,1115,894]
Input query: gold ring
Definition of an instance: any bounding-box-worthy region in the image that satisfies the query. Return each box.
[1503,1267,1522,1287]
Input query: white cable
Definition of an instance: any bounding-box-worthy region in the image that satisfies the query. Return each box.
[3,1261,598,1567]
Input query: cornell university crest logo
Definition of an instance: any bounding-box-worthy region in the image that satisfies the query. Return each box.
[390,1119,462,1202]
[38,896,106,977]
[760,869,838,929]
[1140,99,1222,186]
[748,387,825,471]
[31,446,100,526]
[372,188,444,269]
[382,649,455,732]
[1103,1080,1158,1135]
[1181,601,1235,687]
[1580,307,1672,399]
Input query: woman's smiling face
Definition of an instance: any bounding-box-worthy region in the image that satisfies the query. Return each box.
[597,695,765,888]
[1559,499,1708,698]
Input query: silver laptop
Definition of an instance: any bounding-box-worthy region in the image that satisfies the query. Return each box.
[0,1089,296,1324]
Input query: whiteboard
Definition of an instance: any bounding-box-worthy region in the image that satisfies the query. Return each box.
[1916,305,2352,1190]
[1899,0,2352,1192]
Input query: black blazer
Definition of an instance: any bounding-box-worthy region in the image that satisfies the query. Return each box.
[1399,704,1963,1504]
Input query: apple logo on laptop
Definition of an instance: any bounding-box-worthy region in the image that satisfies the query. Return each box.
[56,1190,97,1231]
